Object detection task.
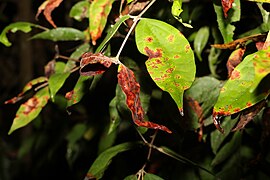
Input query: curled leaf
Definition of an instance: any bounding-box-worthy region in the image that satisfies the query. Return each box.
[117,64,171,133]
[79,52,113,76]
[226,47,246,77]
[221,0,234,18]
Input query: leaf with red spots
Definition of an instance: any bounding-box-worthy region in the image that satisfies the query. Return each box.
[5,77,48,104]
[213,50,270,132]
[89,0,115,45]
[8,87,50,134]
[226,47,246,77]
[36,0,63,28]
[135,18,196,115]
[117,64,171,133]
[80,52,113,76]
[221,0,234,18]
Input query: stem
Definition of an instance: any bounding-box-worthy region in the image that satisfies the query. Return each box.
[56,55,80,62]
[115,0,157,59]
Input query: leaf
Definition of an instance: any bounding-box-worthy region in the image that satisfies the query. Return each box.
[5,77,48,104]
[108,97,121,134]
[48,62,70,101]
[135,18,196,114]
[36,0,63,28]
[226,47,246,77]
[79,52,113,76]
[66,123,87,146]
[95,15,130,53]
[124,175,137,180]
[171,0,193,28]
[144,173,164,180]
[66,76,93,108]
[89,0,115,45]
[221,0,234,18]
[85,142,142,180]
[8,87,50,134]
[194,26,209,61]
[117,64,172,133]
[211,131,241,167]
[69,0,89,22]
[213,0,240,43]
[31,27,85,41]
[0,22,36,47]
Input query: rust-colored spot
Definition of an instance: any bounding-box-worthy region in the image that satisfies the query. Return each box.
[230,70,240,80]
[174,55,180,59]
[266,52,270,57]
[22,97,39,115]
[155,59,162,64]
[144,47,163,59]
[166,67,174,73]
[262,59,270,63]
[154,77,162,81]
[253,62,257,67]
[168,35,174,42]
[145,36,153,43]
[258,68,266,73]
[228,105,232,110]
[233,108,241,113]
[246,102,252,107]
[65,90,74,100]
[185,45,191,52]
[174,82,180,87]
[175,75,181,79]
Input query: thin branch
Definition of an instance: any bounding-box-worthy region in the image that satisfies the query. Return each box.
[56,54,80,62]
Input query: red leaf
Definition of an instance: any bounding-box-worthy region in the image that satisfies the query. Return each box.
[227,47,246,77]
[221,0,234,18]
[36,0,63,28]
[117,64,171,133]
[80,52,112,76]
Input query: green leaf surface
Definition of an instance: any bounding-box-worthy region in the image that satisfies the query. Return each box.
[95,15,130,53]
[108,97,121,134]
[211,131,242,167]
[66,123,87,146]
[0,22,37,47]
[89,0,115,45]
[8,87,50,134]
[48,62,70,101]
[144,173,164,180]
[213,0,241,43]
[213,51,270,117]
[86,142,142,179]
[124,175,137,180]
[31,27,85,41]
[69,0,89,21]
[211,116,239,154]
[171,0,192,28]
[194,26,209,61]
[135,18,196,114]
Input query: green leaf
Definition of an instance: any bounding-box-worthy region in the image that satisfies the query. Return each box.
[171,0,192,28]
[213,0,241,43]
[144,173,164,180]
[0,22,37,47]
[135,18,196,114]
[8,87,50,134]
[31,27,85,41]
[194,26,209,61]
[124,175,137,180]
[211,131,242,167]
[247,0,270,2]
[95,15,130,53]
[89,0,115,45]
[213,51,270,118]
[66,123,87,146]
[108,97,121,134]
[85,142,142,179]
[69,0,89,21]
[48,62,70,102]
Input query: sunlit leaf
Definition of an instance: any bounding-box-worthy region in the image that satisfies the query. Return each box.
[8,87,50,134]
[194,26,209,61]
[85,142,142,180]
[118,64,171,133]
[226,47,246,77]
[135,18,196,115]
[89,0,115,45]
[69,0,89,21]
[213,0,240,43]
[0,22,37,47]
[31,27,85,41]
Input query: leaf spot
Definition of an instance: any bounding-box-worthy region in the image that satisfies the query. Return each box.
[144,47,163,59]
[168,35,175,42]
[230,70,240,80]
[145,36,153,43]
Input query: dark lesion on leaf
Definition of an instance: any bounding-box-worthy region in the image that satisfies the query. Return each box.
[144,47,163,59]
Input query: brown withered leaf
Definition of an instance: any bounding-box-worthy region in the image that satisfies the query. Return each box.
[227,47,246,77]
[80,52,112,76]
[232,100,266,132]
[211,34,267,50]
[221,0,234,18]
[44,60,56,78]
[35,0,63,28]
[117,64,171,133]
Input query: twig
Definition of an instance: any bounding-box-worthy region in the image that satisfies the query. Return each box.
[56,54,80,62]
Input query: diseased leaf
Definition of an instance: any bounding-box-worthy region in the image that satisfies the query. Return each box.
[48,62,70,101]
[31,27,85,41]
[0,22,37,47]
[117,64,172,133]
[135,18,196,115]
[221,0,234,18]
[79,52,113,76]
[36,0,63,28]
[194,26,209,61]
[8,87,50,134]
[226,47,246,77]
[144,173,164,180]
[5,77,48,104]
[85,142,142,180]
[69,0,89,22]
[213,0,240,43]
[89,0,115,45]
